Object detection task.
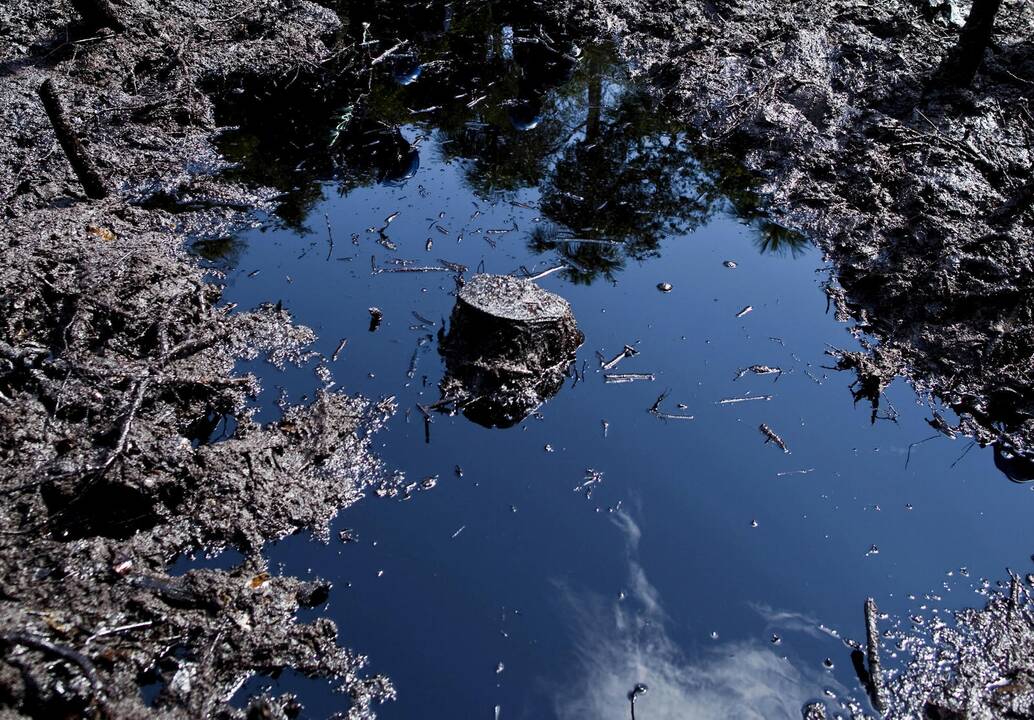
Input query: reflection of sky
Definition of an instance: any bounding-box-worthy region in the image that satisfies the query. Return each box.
[553,514,841,719]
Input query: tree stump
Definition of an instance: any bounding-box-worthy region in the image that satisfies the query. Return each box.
[438,274,583,428]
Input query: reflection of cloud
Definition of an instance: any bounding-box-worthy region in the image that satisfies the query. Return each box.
[750,604,829,641]
[552,513,839,720]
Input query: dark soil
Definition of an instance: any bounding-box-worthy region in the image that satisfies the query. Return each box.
[0,1,398,717]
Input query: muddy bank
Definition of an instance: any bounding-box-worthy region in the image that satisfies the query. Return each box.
[0,1,400,717]
[558,0,1034,461]
[886,576,1034,719]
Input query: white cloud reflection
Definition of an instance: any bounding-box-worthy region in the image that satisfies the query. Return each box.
[551,513,842,720]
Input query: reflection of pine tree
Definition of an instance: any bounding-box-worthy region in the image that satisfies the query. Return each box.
[535,61,711,283]
[939,0,1004,86]
[212,0,810,273]
[753,224,809,258]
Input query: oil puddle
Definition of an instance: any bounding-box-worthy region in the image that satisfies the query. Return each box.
[207,2,1034,717]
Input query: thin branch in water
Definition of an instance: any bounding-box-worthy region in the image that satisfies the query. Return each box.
[605,373,654,384]
[949,439,977,468]
[526,264,568,281]
[717,394,773,405]
[602,345,639,370]
[648,389,694,421]
[331,338,348,362]
[905,433,941,469]
[370,39,408,66]
[324,213,335,261]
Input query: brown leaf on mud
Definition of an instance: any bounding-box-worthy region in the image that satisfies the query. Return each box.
[248,572,270,589]
[86,223,115,242]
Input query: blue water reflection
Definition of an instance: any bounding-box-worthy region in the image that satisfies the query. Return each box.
[208,10,1034,719]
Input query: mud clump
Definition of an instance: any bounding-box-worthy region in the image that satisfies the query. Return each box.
[886,576,1034,719]
[438,274,584,428]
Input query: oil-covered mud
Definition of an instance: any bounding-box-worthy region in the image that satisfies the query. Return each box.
[3,0,1034,718]
[0,1,398,717]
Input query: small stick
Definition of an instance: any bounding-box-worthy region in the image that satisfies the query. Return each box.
[331,338,348,362]
[604,373,654,384]
[324,213,335,261]
[759,423,790,453]
[378,265,455,273]
[85,620,155,645]
[905,433,941,469]
[648,390,694,421]
[526,264,567,281]
[602,345,638,370]
[717,395,773,405]
[2,632,104,694]
[864,598,887,713]
[371,40,408,66]
[38,79,109,199]
[1009,571,1023,614]
[103,378,150,469]
[412,311,435,326]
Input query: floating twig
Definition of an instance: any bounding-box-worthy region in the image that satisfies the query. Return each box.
[412,310,435,327]
[905,433,941,469]
[370,39,409,66]
[717,394,773,405]
[574,468,604,499]
[602,345,639,370]
[759,423,790,453]
[331,338,348,362]
[648,390,695,421]
[438,259,468,273]
[526,264,567,281]
[604,373,654,384]
[378,265,455,273]
[735,364,782,381]
[324,213,335,261]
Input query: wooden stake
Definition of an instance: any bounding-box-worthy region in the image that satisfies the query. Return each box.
[38,79,109,200]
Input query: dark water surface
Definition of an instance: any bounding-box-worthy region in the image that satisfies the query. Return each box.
[199,3,1034,717]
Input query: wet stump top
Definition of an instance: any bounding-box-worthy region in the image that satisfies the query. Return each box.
[457,273,573,323]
